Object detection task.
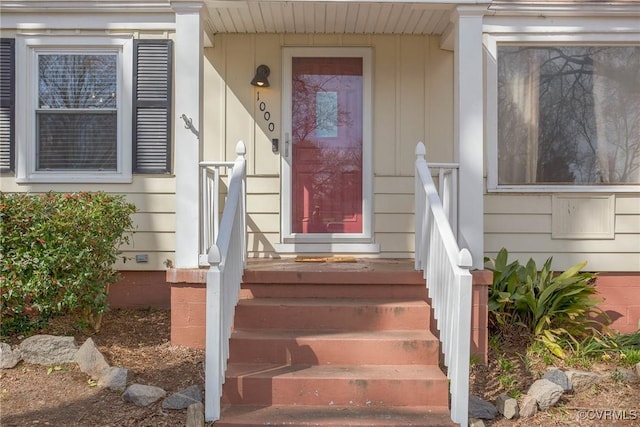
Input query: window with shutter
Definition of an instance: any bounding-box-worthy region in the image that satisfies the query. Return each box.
[0,39,15,173]
[133,40,172,174]
[16,36,132,183]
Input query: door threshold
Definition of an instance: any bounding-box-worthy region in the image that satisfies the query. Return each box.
[274,242,380,254]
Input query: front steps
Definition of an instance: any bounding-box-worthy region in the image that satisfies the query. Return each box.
[216,267,455,426]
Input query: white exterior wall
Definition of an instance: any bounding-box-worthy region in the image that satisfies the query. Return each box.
[484,192,640,272]
[203,33,455,258]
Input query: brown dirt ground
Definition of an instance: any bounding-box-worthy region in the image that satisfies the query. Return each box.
[1,309,639,426]
[1,309,204,426]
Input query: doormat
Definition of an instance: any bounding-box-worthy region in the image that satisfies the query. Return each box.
[295,256,357,263]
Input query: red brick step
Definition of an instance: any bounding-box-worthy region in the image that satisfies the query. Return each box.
[234,298,431,331]
[222,363,449,408]
[229,329,440,365]
[217,405,456,426]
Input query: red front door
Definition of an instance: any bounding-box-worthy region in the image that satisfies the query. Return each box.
[291,57,363,234]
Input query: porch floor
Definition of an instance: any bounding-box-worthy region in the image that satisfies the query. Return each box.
[243,258,424,286]
[246,257,416,273]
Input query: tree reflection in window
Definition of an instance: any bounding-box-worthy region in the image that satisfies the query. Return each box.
[37,54,117,170]
[498,46,640,185]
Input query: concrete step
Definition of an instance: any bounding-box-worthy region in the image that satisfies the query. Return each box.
[234,298,431,331]
[217,405,456,426]
[229,329,440,365]
[222,364,449,408]
[239,283,428,300]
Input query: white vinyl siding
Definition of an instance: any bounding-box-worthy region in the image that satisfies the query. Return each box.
[484,193,640,271]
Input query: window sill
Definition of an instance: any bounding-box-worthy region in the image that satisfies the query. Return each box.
[487,185,640,194]
[16,173,133,184]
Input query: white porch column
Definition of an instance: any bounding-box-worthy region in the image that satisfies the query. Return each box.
[172,1,204,268]
[453,6,486,269]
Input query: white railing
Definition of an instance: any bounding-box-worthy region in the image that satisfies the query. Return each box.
[414,141,472,427]
[204,141,247,422]
[199,159,236,266]
[427,162,459,240]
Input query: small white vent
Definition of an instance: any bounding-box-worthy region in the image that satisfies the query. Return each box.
[551,194,615,239]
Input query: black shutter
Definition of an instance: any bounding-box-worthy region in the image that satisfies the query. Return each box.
[0,39,15,173]
[133,40,172,174]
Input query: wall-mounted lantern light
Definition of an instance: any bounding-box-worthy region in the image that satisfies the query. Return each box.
[250,65,270,87]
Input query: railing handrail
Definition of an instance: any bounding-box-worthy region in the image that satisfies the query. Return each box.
[199,160,236,168]
[204,141,247,422]
[415,141,472,427]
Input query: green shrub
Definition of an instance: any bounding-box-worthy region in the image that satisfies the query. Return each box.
[0,192,136,335]
[485,248,609,358]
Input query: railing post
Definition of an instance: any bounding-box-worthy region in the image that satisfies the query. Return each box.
[235,141,247,267]
[205,245,222,422]
[415,142,427,271]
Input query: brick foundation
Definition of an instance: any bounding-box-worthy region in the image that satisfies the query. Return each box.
[170,283,207,348]
[108,271,170,310]
[594,273,640,333]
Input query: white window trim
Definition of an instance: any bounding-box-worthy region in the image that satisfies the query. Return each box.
[279,47,376,248]
[16,35,133,183]
[485,31,640,193]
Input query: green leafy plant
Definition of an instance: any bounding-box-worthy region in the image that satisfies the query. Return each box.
[485,248,609,358]
[0,191,136,335]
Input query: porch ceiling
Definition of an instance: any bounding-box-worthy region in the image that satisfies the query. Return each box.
[203,1,460,35]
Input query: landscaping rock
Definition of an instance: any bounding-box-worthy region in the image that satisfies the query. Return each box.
[614,367,638,383]
[19,335,78,365]
[469,418,485,427]
[186,402,205,427]
[98,366,129,391]
[543,367,572,391]
[122,384,166,407]
[469,395,497,419]
[74,338,110,379]
[162,384,202,410]
[519,394,538,418]
[635,362,640,378]
[495,393,519,419]
[0,342,21,369]
[566,370,603,392]
[527,379,564,411]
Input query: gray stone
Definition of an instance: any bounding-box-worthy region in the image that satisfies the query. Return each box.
[98,366,129,391]
[519,394,538,418]
[543,367,572,391]
[566,370,603,392]
[162,385,202,410]
[0,342,21,369]
[614,367,638,383]
[469,418,485,427]
[19,335,78,365]
[468,395,497,419]
[186,402,205,427]
[495,393,519,419]
[527,379,564,411]
[122,384,166,407]
[74,338,110,379]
